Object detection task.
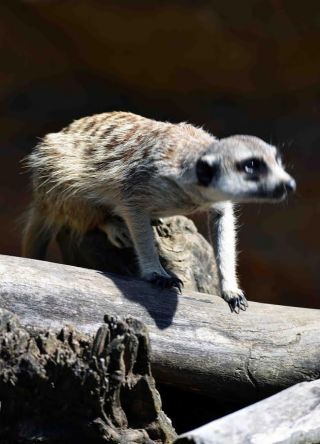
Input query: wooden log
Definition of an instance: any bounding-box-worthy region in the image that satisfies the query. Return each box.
[0,254,320,402]
[175,379,320,443]
[0,308,176,443]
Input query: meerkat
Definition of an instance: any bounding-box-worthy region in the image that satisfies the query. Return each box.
[22,111,296,313]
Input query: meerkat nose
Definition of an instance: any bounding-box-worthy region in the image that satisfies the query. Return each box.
[284,178,296,193]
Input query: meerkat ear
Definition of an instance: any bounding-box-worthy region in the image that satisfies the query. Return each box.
[196,155,220,186]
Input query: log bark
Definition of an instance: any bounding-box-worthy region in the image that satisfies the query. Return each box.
[0,254,320,403]
[0,308,176,443]
[175,379,320,444]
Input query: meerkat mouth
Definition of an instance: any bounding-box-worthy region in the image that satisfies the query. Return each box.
[242,184,290,202]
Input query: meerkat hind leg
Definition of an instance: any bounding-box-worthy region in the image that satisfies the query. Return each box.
[22,207,52,259]
[99,216,132,249]
[121,210,183,291]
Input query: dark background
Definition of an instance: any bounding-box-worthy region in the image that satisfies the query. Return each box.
[1,0,319,308]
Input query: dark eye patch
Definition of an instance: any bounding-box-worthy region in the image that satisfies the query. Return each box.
[236,157,268,180]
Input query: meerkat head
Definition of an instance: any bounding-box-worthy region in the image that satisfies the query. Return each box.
[195,135,296,203]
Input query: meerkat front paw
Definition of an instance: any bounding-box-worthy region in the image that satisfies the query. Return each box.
[145,272,183,292]
[222,289,248,314]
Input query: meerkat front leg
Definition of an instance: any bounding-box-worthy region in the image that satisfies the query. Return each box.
[120,209,183,290]
[209,201,248,313]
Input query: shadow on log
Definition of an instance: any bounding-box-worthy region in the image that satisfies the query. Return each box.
[0,309,176,443]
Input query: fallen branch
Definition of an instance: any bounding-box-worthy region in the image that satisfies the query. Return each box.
[175,379,320,443]
[0,254,319,402]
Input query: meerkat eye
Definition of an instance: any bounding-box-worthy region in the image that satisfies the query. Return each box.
[237,158,267,176]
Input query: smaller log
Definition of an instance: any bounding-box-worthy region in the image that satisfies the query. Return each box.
[0,309,176,444]
[175,379,320,444]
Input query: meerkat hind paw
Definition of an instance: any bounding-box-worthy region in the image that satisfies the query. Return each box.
[222,290,248,314]
[151,218,164,226]
[114,233,132,249]
[100,221,132,249]
[147,272,183,292]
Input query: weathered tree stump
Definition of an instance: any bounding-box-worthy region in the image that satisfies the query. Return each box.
[56,216,219,295]
[0,309,176,444]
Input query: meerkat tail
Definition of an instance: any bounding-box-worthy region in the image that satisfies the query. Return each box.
[21,207,52,260]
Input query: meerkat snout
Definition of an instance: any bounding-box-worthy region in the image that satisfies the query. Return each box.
[258,163,296,201]
[284,177,296,193]
[271,177,296,200]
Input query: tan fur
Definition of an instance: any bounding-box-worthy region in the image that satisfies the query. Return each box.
[22,111,214,256]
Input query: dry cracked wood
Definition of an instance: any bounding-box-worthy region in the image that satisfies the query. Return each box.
[175,379,320,444]
[0,309,176,443]
[0,254,319,402]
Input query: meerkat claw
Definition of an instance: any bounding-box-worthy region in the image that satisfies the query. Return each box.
[240,296,249,310]
[228,298,240,314]
[148,273,183,292]
[224,291,248,314]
